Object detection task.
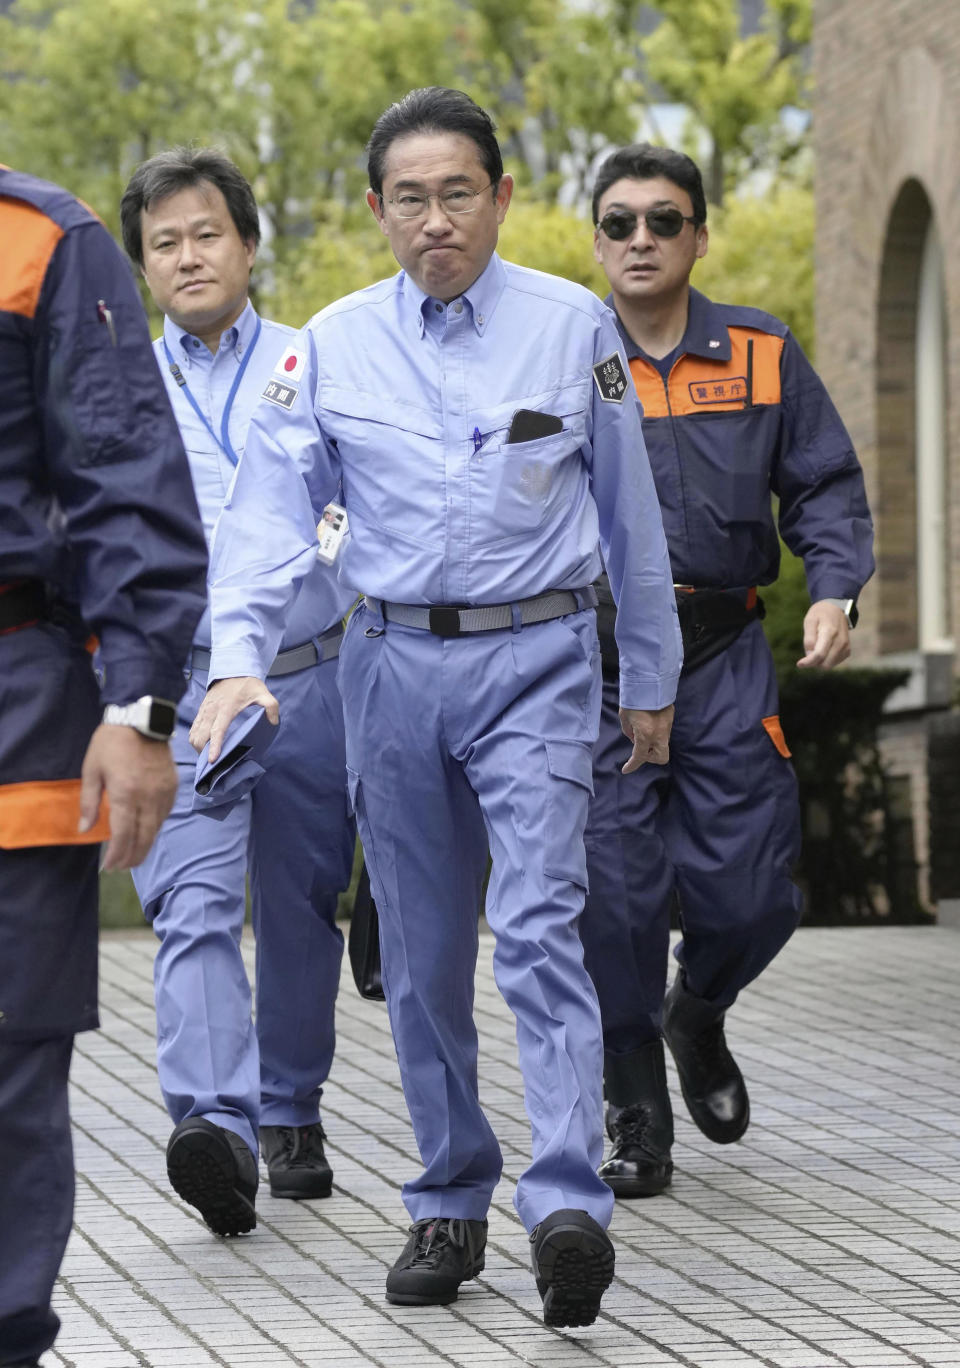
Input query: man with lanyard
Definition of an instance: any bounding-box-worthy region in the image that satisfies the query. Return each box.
[0,165,207,1368]
[580,144,874,1200]
[191,88,682,1327]
[119,149,355,1236]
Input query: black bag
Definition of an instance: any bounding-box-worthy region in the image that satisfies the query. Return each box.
[348,861,385,1001]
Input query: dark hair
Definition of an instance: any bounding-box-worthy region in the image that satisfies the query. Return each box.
[591,143,707,228]
[366,87,503,199]
[120,146,260,267]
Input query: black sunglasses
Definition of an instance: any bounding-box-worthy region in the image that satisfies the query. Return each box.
[598,207,697,241]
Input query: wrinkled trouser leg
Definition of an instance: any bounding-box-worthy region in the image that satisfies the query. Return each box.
[249,660,352,1126]
[582,622,802,1046]
[582,672,674,1053]
[134,683,258,1154]
[667,623,802,1007]
[133,662,352,1155]
[339,604,613,1234]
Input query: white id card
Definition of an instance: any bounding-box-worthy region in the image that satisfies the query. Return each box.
[316,502,348,564]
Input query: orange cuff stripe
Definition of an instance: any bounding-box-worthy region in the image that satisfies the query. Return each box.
[0,198,63,318]
[761,715,791,759]
[0,780,111,849]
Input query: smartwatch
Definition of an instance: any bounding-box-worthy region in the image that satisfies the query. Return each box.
[102,696,177,740]
[822,598,859,629]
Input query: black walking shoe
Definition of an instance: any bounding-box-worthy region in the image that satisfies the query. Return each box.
[385,1217,487,1305]
[600,1040,674,1198]
[530,1209,615,1327]
[662,976,749,1144]
[260,1122,333,1199]
[601,1102,674,1197]
[166,1117,258,1236]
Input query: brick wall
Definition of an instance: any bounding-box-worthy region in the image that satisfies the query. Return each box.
[813,0,960,913]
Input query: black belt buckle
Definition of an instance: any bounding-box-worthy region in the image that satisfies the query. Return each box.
[429,606,462,638]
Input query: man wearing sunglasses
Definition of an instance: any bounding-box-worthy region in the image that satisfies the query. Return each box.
[581,144,873,1200]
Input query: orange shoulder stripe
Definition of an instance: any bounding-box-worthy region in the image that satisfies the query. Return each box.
[0,197,64,318]
[0,780,110,849]
[631,329,784,419]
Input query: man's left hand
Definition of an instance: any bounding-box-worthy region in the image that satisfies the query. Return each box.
[619,704,675,774]
[797,600,850,670]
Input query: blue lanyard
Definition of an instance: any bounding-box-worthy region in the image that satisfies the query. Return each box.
[164,315,262,468]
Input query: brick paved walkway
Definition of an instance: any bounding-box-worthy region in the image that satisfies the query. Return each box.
[39,925,960,1368]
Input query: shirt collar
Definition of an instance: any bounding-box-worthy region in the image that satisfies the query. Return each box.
[606,286,732,364]
[164,297,257,362]
[403,253,506,339]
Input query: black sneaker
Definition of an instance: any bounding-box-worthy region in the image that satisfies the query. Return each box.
[260,1122,333,1199]
[530,1209,615,1327]
[166,1117,258,1236]
[385,1217,487,1305]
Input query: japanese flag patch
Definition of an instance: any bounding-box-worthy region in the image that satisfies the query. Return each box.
[273,346,306,382]
[593,351,629,403]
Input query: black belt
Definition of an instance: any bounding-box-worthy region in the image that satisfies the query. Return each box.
[189,623,343,678]
[0,580,47,634]
[366,587,597,638]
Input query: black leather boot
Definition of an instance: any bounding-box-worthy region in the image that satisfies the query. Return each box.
[662,974,749,1143]
[598,1040,674,1198]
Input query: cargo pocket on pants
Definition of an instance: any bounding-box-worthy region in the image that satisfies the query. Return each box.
[543,739,595,888]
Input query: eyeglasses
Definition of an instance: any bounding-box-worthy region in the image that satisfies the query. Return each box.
[382,182,495,220]
[598,207,697,241]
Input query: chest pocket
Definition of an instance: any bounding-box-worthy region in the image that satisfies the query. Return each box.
[679,407,777,525]
[470,402,589,544]
[322,386,445,550]
[180,428,232,541]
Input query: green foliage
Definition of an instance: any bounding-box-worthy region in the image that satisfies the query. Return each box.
[693,180,814,355]
[498,203,608,294]
[0,0,256,238]
[760,540,809,677]
[0,0,813,250]
[640,0,811,204]
[262,206,398,325]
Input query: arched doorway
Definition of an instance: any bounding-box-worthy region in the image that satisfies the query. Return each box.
[876,179,951,653]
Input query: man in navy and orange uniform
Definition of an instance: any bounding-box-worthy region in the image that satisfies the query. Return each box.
[580,144,874,1199]
[0,166,207,1367]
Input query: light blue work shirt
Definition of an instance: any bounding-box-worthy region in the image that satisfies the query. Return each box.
[209,256,681,710]
[157,301,353,650]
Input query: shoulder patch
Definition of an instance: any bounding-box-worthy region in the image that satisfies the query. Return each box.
[593,351,628,404]
[262,377,299,410]
[273,345,305,381]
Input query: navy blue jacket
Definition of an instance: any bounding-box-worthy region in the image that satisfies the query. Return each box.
[614,288,874,599]
[0,166,207,705]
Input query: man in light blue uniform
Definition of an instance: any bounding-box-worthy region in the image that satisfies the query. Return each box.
[192,90,681,1325]
[119,149,355,1236]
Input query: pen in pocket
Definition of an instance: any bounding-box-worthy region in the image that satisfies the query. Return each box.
[97,300,117,346]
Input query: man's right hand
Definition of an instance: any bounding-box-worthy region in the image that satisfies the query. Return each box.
[189,676,279,762]
[78,725,179,872]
